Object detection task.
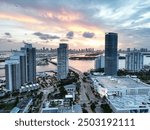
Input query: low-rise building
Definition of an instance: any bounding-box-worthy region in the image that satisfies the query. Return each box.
[64,84,76,100]
[92,76,150,97]
[41,97,81,113]
[107,95,150,113]
[91,76,150,113]
[19,83,39,93]
[10,98,33,113]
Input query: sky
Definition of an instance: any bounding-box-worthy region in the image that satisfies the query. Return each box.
[0,0,150,50]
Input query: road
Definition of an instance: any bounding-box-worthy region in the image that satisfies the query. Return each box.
[39,86,55,112]
[50,62,103,113]
[69,66,103,113]
[69,66,89,104]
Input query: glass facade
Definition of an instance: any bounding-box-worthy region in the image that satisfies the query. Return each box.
[57,43,69,80]
[105,33,118,75]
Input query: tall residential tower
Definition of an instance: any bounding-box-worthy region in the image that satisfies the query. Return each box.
[10,52,27,85]
[5,59,21,91]
[5,43,36,92]
[57,43,69,80]
[105,32,118,76]
[21,43,36,83]
[126,51,143,72]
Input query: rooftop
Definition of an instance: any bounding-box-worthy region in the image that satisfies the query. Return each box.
[15,98,32,113]
[92,76,150,90]
[42,108,59,113]
[5,59,19,64]
[41,105,82,113]
[65,95,73,99]
[64,84,76,89]
[108,95,150,110]
[72,104,82,113]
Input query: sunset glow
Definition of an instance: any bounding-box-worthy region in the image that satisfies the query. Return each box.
[0,0,149,50]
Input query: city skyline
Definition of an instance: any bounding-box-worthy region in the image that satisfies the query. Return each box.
[0,0,150,50]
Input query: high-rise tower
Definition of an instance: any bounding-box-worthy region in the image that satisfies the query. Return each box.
[5,59,21,91]
[126,51,143,72]
[105,32,118,75]
[21,43,36,83]
[57,43,69,80]
[10,52,27,85]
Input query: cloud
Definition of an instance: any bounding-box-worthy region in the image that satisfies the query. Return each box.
[0,12,42,24]
[0,38,23,50]
[82,32,95,38]
[4,32,11,37]
[0,0,150,49]
[33,32,60,40]
[66,31,74,39]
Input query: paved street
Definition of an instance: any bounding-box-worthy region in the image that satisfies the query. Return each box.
[69,67,89,104]
[39,87,51,112]
[69,66,103,113]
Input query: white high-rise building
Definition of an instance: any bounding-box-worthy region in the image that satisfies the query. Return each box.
[125,51,143,72]
[5,43,36,92]
[57,43,69,80]
[95,55,105,70]
[21,43,36,83]
[5,59,21,91]
[10,52,27,85]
